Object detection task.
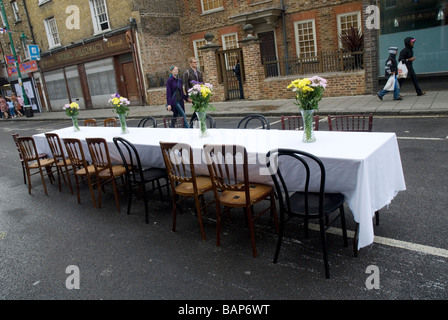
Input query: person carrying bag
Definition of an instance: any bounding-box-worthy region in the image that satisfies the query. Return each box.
[377,47,402,101]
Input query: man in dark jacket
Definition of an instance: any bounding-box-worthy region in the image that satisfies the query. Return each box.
[377,47,402,100]
[183,57,204,125]
[398,37,425,96]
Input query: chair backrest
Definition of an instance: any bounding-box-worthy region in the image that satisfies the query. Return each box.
[17,137,40,163]
[159,141,197,187]
[163,117,185,128]
[86,138,114,176]
[327,114,373,132]
[266,148,326,217]
[113,137,143,182]
[104,118,117,127]
[12,133,24,161]
[138,116,158,128]
[203,144,250,201]
[45,133,67,163]
[84,119,97,127]
[237,114,270,129]
[281,115,320,131]
[190,114,216,128]
[62,138,90,170]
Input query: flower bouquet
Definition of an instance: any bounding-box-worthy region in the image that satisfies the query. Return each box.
[287,76,327,142]
[63,102,80,132]
[188,81,215,137]
[109,93,130,134]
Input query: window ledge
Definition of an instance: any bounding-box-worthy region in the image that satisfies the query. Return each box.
[39,0,52,6]
[201,7,224,16]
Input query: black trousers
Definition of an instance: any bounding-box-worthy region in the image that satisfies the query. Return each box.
[398,67,423,95]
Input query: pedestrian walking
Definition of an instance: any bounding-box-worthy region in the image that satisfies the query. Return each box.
[0,95,9,119]
[233,57,244,99]
[183,57,204,125]
[6,98,16,118]
[166,65,190,128]
[398,37,426,96]
[377,47,402,101]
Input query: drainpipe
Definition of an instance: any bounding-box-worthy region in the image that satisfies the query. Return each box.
[22,0,36,44]
[281,0,289,75]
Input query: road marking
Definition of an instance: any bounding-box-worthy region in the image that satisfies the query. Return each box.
[306,224,448,258]
[398,137,447,141]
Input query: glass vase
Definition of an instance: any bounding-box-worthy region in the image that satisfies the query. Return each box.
[118,113,129,134]
[196,111,210,138]
[301,109,316,143]
[71,115,80,132]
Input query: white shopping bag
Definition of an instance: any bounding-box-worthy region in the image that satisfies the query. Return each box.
[397,61,408,79]
[383,76,396,91]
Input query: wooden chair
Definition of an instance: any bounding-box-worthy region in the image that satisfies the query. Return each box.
[137,116,158,128]
[62,138,98,208]
[203,144,279,258]
[281,115,320,131]
[12,132,48,185]
[266,148,348,279]
[113,137,170,223]
[163,117,186,128]
[86,138,127,213]
[237,114,270,130]
[159,141,215,241]
[103,117,117,127]
[84,119,97,127]
[17,137,56,195]
[327,114,373,132]
[45,133,73,194]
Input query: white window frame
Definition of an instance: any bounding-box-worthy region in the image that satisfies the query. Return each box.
[12,1,21,22]
[0,9,6,27]
[221,33,239,50]
[201,0,224,14]
[44,17,61,49]
[89,0,111,35]
[38,0,51,5]
[294,19,317,58]
[193,39,206,71]
[21,38,30,60]
[337,11,362,48]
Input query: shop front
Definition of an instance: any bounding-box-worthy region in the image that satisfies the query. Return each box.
[39,30,143,111]
[379,0,447,75]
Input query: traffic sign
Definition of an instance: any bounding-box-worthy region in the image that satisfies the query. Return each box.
[28,45,40,61]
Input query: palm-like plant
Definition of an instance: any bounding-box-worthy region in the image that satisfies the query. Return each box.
[339,26,364,69]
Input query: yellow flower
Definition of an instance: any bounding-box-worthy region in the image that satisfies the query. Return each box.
[111,97,120,105]
[69,102,79,109]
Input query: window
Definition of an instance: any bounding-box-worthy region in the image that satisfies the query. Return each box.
[44,17,61,48]
[0,9,6,27]
[12,1,20,22]
[222,33,239,67]
[201,0,223,13]
[294,20,317,58]
[38,0,51,5]
[90,0,110,34]
[193,39,207,72]
[21,37,30,60]
[337,11,361,47]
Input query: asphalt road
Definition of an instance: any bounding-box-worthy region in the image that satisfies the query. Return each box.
[1,116,447,307]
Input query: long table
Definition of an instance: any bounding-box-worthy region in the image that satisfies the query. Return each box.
[33,126,406,249]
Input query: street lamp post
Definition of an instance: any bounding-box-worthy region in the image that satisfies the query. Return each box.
[0,0,30,106]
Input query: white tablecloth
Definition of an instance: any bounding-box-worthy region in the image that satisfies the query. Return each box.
[34,127,406,249]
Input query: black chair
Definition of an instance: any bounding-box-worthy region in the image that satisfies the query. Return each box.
[237,114,270,129]
[113,137,170,224]
[163,117,186,128]
[138,116,158,128]
[266,148,348,279]
[190,114,216,129]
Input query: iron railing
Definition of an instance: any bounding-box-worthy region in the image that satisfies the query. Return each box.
[264,50,364,78]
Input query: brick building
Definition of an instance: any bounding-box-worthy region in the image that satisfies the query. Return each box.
[1,0,379,111]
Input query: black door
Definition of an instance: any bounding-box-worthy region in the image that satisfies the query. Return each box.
[258,31,278,77]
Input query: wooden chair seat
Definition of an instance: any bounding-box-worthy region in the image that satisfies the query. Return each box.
[98,165,127,178]
[174,176,213,196]
[219,183,273,207]
[75,165,97,176]
[29,158,56,169]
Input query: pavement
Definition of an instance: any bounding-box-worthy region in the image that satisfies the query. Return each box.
[7,90,448,121]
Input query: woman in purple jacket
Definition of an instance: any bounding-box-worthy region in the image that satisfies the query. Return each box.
[166,66,191,128]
